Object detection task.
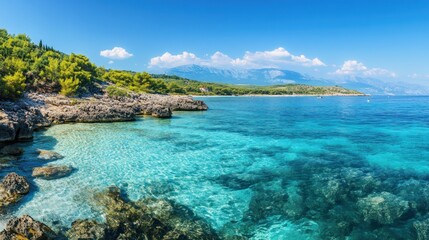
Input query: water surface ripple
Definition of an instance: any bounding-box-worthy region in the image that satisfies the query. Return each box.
[4,96,429,239]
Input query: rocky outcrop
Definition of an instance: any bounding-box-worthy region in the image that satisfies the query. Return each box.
[0,97,51,142]
[0,173,30,210]
[143,106,172,118]
[37,149,64,161]
[138,95,208,111]
[0,215,57,240]
[40,96,136,123]
[32,165,73,180]
[0,93,208,143]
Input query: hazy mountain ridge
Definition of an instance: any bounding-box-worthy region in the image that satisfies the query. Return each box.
[166,65,429,95]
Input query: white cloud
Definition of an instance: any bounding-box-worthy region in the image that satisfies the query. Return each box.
[108,60,114,64]
[149,47,326,69]
[149,51,202,68]
[100,47,133,59]
[334,60,396,77]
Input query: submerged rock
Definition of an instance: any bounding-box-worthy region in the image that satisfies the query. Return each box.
[91,186,219,240]
[357,192,411,224]
[32,165,73,180]
[245,182,289,221]
[0,155,17,163]
[0,145,23,156]
[67,219,107,240]
[413,218,429,240]
[0,215,57,240]
[0,173,30,210]
[37,149,64,161]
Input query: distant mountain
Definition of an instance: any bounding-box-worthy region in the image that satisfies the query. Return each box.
[165,65,429,95]
[166,65,331,86]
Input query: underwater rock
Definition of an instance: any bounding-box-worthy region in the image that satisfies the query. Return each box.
[37,149,64,161]
[304,167,380,211]
[413,218,429,240]
[67,219,107,240]
[0,215,57,240]
[245,181,291,221]
[357,192,411,224]
[216,173,262,190]
[396,179,429,214]
[32,165,73,180]
[92,186,219,240]
[0,155,17,163]
[0,145,23,156]
[0,173,30,210]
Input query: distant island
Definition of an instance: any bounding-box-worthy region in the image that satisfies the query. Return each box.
[0,29,362,100]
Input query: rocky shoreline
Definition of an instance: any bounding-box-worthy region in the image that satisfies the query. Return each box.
[0,93,209,239]
[0,93,208,143]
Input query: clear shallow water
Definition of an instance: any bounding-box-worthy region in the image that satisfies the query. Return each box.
[3,96,429,239]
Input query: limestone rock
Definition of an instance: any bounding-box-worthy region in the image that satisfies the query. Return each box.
[0,173,30,210]
[32,165,73,180]
[37,149,64,161]
[0,215,57,240]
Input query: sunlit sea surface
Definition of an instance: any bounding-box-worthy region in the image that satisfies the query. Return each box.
[3,96,429,239]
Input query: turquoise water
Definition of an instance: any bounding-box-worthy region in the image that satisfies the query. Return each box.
[3,96,429,239]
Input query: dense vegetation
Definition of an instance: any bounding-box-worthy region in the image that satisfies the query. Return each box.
[0,29,361,100]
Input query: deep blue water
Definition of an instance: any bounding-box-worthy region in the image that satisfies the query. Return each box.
[3,96,429,239]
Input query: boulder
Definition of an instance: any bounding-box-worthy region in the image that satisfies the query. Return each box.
[0,215,57,240]
[37,149,63,161]
[32,165,73,180]
[0,173,30,210]
[357,192,410,224]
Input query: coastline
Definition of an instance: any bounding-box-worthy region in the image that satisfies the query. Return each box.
[192,93,367,98]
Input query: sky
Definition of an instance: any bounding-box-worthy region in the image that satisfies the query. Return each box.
[0,0,428,85]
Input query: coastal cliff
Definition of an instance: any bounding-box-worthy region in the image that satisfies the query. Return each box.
[0,93,208,143]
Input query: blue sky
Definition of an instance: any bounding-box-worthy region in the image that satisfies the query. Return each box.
[1,0,428,84]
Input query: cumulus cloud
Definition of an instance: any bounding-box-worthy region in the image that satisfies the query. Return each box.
[149,47,326,69]
[149,51,202,68]
[100,47,133,59]
[334,60,396,77]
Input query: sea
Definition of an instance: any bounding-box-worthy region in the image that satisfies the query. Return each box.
[2,95,429,239]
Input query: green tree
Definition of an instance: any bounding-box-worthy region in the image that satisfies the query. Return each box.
[59,77,80,96]
[0,71,26,99]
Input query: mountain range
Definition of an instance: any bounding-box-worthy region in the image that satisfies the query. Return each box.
[165,65,429,95]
